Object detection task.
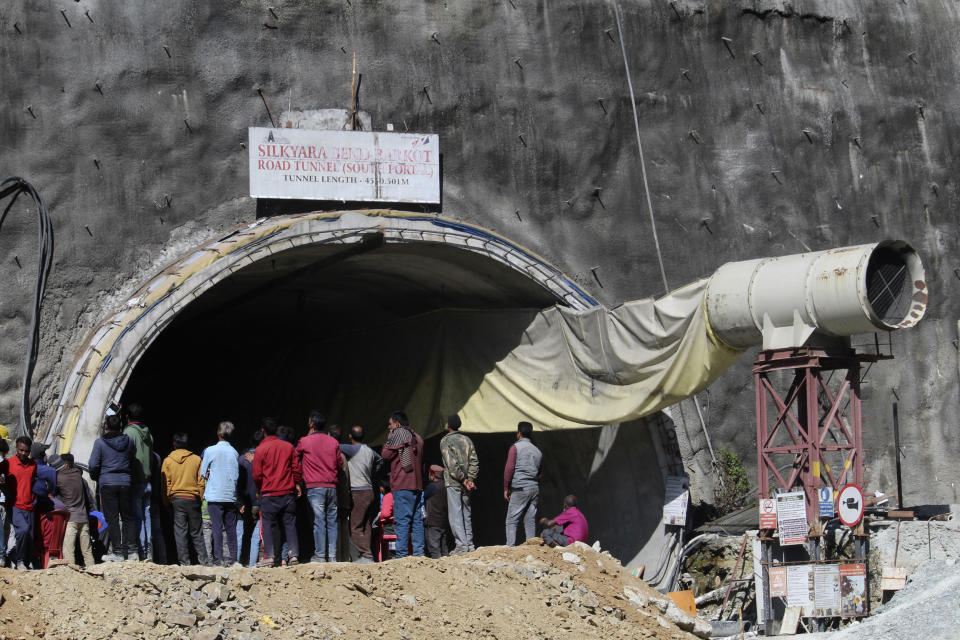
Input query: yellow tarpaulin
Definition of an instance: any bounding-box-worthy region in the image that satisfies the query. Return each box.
[454,278,744,434]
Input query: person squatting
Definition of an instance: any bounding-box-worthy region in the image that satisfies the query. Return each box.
[0,406,589,568]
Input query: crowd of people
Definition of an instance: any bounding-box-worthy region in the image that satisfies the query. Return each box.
[0,406,589,569]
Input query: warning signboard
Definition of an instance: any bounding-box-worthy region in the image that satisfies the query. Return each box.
[776,490,808,545]
[769,566,787,597]
[837,484,865,527]
[759,498,777,529]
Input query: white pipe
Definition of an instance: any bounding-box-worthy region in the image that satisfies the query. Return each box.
[705,240,927,350]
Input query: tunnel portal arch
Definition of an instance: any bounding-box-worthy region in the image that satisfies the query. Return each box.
[42,210,596,461]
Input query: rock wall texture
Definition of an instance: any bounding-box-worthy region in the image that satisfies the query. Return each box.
[1,0,958,505]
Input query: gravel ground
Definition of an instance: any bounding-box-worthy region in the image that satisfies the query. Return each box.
[0,541,711,640]
[782,557,960,640]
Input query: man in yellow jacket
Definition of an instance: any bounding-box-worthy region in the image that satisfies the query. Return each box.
[160,432,209,566]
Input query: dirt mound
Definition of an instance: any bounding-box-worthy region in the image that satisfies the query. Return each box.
[0,541,710,640]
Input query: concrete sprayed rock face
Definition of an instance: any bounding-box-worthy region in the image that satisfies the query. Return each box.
[0,0,958,530]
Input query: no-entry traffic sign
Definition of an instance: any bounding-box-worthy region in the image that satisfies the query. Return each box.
[836,484,865,527]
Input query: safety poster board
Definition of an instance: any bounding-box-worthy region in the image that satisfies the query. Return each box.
[776,490,808,545]
[779,564,868,618]
[663,475,689,526]
[839,564,868,616]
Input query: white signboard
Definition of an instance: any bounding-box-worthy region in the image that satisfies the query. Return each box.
[786,564,814,615]
[813,565,841,616]
[776,490,808,545]
[248,127,440,203]
[662,475,689,526]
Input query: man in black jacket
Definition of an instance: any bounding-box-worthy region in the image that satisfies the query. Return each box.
[88,414,137,561]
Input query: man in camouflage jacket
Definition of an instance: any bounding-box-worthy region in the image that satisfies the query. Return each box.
[439,414,479,554]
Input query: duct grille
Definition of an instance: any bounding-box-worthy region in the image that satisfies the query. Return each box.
[865,247,910,325]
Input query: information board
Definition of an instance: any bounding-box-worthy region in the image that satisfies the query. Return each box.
[786,565,814,615]
[662,475,689,526]
[813,565,841,616]
[248,128,440,203]
[839,564,867,616]
[776,490,808,545]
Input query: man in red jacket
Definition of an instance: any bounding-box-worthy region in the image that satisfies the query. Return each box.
[252,418,302,567]
[2,436,37,570]
[381,410,425,558]
[295,411,343,563]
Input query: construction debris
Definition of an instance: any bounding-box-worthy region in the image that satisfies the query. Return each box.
[0,541,712,640]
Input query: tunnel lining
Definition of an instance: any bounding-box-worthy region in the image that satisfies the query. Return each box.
[42,210,596,461]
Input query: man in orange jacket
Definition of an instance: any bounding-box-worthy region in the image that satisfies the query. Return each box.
[160,432,209,566]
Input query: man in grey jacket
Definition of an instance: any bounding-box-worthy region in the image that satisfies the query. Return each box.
[339,425,381,563]
[503,421,542,546]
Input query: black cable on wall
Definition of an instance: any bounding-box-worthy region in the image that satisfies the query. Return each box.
[0,177,54,439]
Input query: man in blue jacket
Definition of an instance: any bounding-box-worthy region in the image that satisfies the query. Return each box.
[200,421,240,566]
[88,414,137,561]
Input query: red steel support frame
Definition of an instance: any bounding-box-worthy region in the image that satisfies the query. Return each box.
[755,347,886,525]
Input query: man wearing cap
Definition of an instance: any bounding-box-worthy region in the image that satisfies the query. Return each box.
[423,465,450,558]
[30,443,58,568]
[439,414,478,555]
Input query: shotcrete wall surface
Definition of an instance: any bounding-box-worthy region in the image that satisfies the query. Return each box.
[1,0,959,549]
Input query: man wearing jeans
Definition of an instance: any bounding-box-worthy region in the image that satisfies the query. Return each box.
[88,415,137,561]
[503,421,542,546]
[295,411,343,563]
[200,421,240,566]
[2,436,37,570]
[253,418,302,566]
[381,411,425,558]
[123,403,153,561]
[439,414,478,555]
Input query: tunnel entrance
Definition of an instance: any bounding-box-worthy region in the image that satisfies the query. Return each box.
[120,234,564,455]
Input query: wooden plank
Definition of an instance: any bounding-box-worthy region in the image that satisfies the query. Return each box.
[887,510,915,519]
[881,566,908,591]
[780,606,802,635]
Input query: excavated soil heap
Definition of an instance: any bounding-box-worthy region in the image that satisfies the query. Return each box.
[0,541,706,640]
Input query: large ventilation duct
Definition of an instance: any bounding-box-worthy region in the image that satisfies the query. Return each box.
[705,241,927,350]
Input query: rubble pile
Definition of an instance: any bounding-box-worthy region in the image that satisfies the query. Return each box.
[0,541,710,640]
